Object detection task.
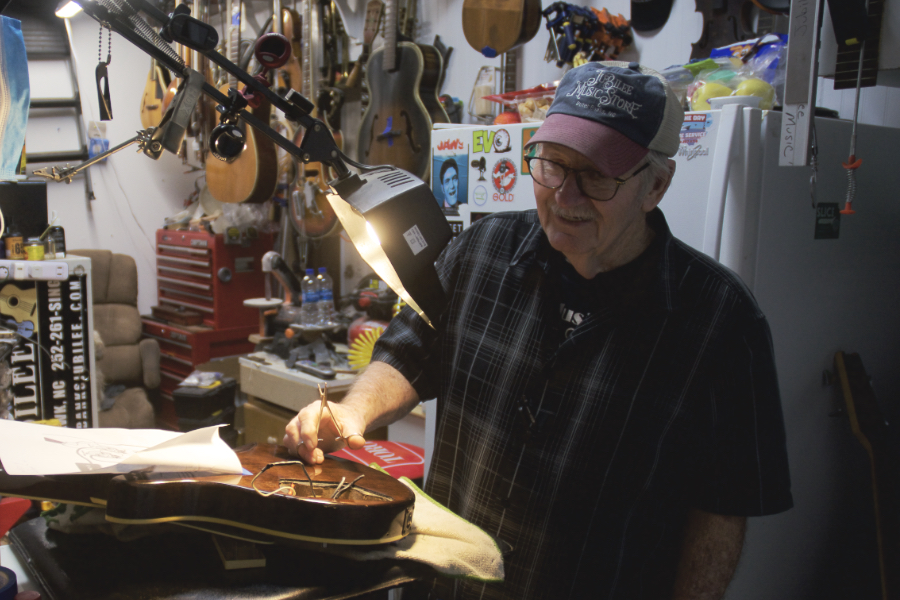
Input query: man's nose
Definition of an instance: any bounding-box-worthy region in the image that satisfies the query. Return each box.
[555,175,588,207]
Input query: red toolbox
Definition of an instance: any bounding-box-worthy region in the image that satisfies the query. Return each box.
[155,229,272,330]
[142,317,256,429]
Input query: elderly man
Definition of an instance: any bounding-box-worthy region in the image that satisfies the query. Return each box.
[285,62,792,600]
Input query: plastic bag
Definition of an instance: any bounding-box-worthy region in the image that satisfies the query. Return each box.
[682,34,787,111]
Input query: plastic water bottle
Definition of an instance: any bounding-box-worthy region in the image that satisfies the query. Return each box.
[300,268,319,327]
[316,267,335,326]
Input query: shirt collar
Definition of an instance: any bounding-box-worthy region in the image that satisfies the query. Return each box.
[507,208,683,314]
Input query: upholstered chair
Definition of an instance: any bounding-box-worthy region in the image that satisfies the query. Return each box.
[70,249,159,429]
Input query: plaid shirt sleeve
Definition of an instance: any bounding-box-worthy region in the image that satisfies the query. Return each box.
[693,301,793,516]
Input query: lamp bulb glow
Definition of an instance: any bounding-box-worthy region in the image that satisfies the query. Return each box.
[365,221,382,247]
[55,1,83,18]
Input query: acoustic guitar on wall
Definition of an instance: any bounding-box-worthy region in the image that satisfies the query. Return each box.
[139,58,171,129]
[205,0,278,204]
[462,0,541,58]
[357,0,448,181]
[287,0,343,239]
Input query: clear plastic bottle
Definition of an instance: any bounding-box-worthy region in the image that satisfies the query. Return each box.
[316,267,335,326]
[300,268,319,327]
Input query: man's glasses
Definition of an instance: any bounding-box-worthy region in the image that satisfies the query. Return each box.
[525,156,649,202]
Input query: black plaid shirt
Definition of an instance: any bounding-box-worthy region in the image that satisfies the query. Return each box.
[373,208,793,600]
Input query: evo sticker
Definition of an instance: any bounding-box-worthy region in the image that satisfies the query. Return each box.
[403,225,428,255]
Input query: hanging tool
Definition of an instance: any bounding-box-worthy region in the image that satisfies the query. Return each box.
[841,40,866,215]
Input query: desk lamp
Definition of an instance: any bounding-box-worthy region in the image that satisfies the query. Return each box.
[61,0,452,328]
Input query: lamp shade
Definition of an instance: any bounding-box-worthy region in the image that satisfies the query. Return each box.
[329,167,452,329]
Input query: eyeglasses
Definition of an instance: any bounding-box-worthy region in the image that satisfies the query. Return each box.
[525,156,650,202]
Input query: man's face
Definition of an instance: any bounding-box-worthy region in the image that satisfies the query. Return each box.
[534,143,665,275]
[442,167,459,206]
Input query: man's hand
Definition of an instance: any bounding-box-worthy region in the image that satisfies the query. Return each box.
[283,400,368,464]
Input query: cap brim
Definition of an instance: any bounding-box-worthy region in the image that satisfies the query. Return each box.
[526,113,649,178]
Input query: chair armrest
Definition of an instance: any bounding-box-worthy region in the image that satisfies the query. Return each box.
[139,338,161,390]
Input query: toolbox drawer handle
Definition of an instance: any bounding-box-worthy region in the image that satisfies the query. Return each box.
[158,244,209,256]
[159,285,213,302]
[143,332,193,350]
[157,255,211,268]
[157,276,211,291]
[160,297,215,313]
[158,265,212,279]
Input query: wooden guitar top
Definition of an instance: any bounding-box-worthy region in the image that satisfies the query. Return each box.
[1,443,415,545]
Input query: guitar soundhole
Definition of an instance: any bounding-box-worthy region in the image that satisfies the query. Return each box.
[7,298,18,308]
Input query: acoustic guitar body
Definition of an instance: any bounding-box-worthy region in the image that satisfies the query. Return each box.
[288,127,343,239]
[462,0,542,57]
[0,444,415,545]
[104,444,415,544]
[358,42,445,181]
[206,87,279,204]
[139,60,171,129]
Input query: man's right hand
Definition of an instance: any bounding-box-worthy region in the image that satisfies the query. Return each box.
[283,400,368,464]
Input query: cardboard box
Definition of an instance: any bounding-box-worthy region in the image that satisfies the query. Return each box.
[431,122,540,233]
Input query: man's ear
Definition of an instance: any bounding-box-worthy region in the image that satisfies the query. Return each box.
[641,159,676,213]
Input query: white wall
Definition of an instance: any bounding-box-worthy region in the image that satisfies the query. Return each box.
[28,16,197,314]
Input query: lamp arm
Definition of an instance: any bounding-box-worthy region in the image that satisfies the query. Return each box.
[77,0,351,181]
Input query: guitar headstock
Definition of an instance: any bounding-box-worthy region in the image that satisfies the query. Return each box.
[363,0,385,47]
[835,351,890,452]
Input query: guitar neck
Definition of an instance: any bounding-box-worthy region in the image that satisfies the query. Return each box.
[227,0,240,87]
[502,50,517,95]
[383,0,398,72]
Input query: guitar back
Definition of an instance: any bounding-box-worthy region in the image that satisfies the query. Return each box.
[462,0,541,57]
[358,42,435,180]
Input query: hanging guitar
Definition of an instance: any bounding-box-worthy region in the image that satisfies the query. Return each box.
[833,351,900,599]
[287,0,343,239]
[462,0,541,59]
[357,0,448,181]
[139,57,172,128]
[205,0,279,204]
[0,443,415,545]
[343,0,384,92]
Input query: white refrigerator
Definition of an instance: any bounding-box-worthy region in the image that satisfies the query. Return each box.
[664,105,900,599]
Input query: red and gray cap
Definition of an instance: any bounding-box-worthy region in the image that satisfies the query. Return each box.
[525,61,684,177]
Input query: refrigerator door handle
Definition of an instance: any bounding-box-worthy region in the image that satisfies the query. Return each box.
[703,103,742,261]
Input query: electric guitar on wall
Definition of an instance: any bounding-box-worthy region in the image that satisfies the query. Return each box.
[205,0,279,204]
[357,0,448,181]
[834,351,900,600]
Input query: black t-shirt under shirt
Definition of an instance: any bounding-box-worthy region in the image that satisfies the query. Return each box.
[555,229,664,340]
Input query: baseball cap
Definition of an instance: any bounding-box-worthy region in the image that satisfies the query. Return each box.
[525,61,684,177]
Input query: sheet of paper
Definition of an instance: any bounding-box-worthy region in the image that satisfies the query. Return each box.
[0,420,242,476]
